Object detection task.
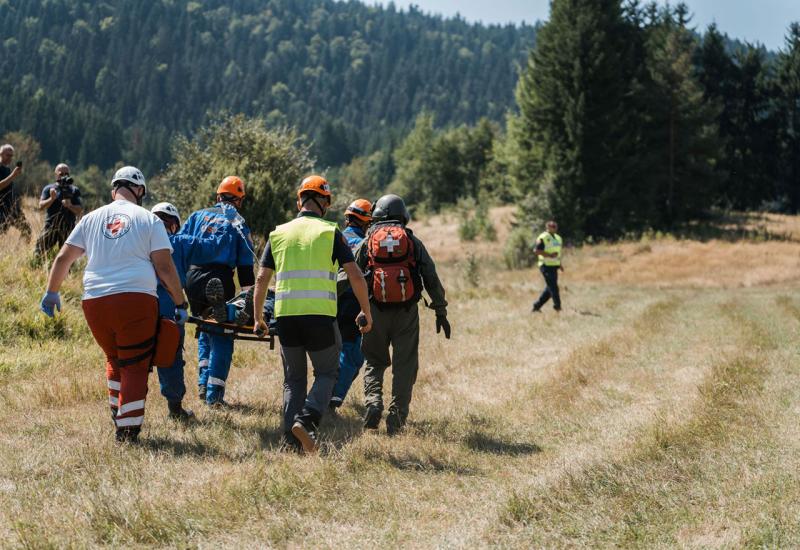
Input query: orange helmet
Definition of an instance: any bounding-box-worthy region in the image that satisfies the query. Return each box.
[345,199,373,223]
[297,175,332,201]
[217,176,245,198]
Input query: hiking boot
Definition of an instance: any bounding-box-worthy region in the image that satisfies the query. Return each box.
[329,396,343,413]
[115,426,141,444]
[234,286,255,326]
[291,420,319,454]
[363,406,381,430]
[168,401,195,422]
[205,278,227,322]
[198,384,207,400]
[279,431,303,454]
[385,409,404,436]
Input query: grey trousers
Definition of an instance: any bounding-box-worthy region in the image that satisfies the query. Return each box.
[280,324,342,430]
[361,302,420,420]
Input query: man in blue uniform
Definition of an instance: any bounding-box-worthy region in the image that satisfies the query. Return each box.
[329,198,372,411]
[151,202,238,418]
[181,177,255,406]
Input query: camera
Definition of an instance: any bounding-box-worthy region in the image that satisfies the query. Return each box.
[57,175,75,200]
[15,161,22,168]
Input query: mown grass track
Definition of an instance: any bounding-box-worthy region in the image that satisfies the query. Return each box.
[1,207,799,547]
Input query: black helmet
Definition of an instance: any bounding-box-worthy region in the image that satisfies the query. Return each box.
[372,194,410,225]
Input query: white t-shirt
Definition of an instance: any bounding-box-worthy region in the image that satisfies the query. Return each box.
[66,199,173,300]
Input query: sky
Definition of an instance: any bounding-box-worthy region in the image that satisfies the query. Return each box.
[377,1,800,51]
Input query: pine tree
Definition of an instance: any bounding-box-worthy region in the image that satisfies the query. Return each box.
[643,5,722,226]
[513,0,640,238]
[776,23,800,212]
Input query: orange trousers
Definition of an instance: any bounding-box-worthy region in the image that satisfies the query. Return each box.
[82,293,158,431]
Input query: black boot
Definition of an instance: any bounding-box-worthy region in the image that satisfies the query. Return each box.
[168,401,195,421]
[115,426,141,444]
[279,431,303,454]
[363,405,382,430]
[205,278,227,322]
[385,408,406,436]
[291,408,321,454]
[234,286,255,325]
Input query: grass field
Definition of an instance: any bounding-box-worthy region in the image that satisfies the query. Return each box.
[1,204,799,547]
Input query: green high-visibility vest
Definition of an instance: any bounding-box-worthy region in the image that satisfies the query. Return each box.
[537,231,562,267]
[269,216,338,318]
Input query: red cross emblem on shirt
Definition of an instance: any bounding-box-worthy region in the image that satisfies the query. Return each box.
[107,219,125,236]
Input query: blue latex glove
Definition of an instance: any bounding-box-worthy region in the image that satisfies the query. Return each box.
[174,307,189,326]
[40,291,61,318]
[222,203,238,223]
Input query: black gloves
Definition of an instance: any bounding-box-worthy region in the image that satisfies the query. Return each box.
[436,314,451,339]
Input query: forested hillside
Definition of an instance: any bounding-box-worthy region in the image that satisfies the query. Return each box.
[0,0,535,173]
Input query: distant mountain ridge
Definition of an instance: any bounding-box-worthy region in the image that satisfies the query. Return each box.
[0,0,536,172]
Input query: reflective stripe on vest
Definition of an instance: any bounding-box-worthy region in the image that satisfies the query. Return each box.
[537,232,562,267]
[269,216,338,318]
[275,270,336,282]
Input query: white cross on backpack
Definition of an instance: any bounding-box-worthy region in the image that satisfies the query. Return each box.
[380,236,401,253]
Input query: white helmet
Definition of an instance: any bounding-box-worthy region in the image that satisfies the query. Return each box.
[111,166,146,193]
[151,202,181,226]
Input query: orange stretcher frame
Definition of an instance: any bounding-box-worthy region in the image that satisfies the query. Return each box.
[188,316,275,350]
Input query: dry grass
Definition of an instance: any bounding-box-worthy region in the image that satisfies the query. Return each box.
[1,204,800,547]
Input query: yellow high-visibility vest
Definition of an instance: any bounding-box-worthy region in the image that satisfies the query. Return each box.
[269,216,338,317]
[537,231,562,267]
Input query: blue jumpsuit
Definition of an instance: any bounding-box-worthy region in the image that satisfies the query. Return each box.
[180,204,255,404]
[332,225,367,405]
[156,230,236,403]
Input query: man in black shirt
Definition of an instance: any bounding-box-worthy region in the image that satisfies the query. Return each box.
[0,144,31,240]
[35,163,83,259]
[253,175,372,454]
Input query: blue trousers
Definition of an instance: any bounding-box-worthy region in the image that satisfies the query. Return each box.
[197,330,234,404]
[157,325,187,403]
[332,337,364,402]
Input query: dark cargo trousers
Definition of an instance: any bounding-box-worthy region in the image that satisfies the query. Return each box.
[533,265,561,311]
[361,302,420,422]
[280,322,342,430]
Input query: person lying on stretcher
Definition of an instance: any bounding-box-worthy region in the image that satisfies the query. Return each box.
[200,278,277,334]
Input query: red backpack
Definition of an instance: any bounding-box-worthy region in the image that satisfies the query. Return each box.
[367,222,417,304]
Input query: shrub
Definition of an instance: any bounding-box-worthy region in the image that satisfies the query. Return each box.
[503,226,536,270]
[154,112,314,239]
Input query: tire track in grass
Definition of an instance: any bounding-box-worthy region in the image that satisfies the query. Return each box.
[494,298,775,546]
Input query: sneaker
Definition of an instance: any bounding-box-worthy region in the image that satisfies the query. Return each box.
[115,426,141,444]
[198,384,207,400]
[291,421,319,454]
[363,406,381,430]
[205,278,227,322]
[385,410,404,436]
[234,286,255,326]
[531,304,541,313]
[168,401,195,422]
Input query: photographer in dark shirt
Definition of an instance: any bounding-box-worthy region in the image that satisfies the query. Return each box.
[0,143,32,240]
[35,163,83,258]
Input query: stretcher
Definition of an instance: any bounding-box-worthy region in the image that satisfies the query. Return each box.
[188,316,276,349]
